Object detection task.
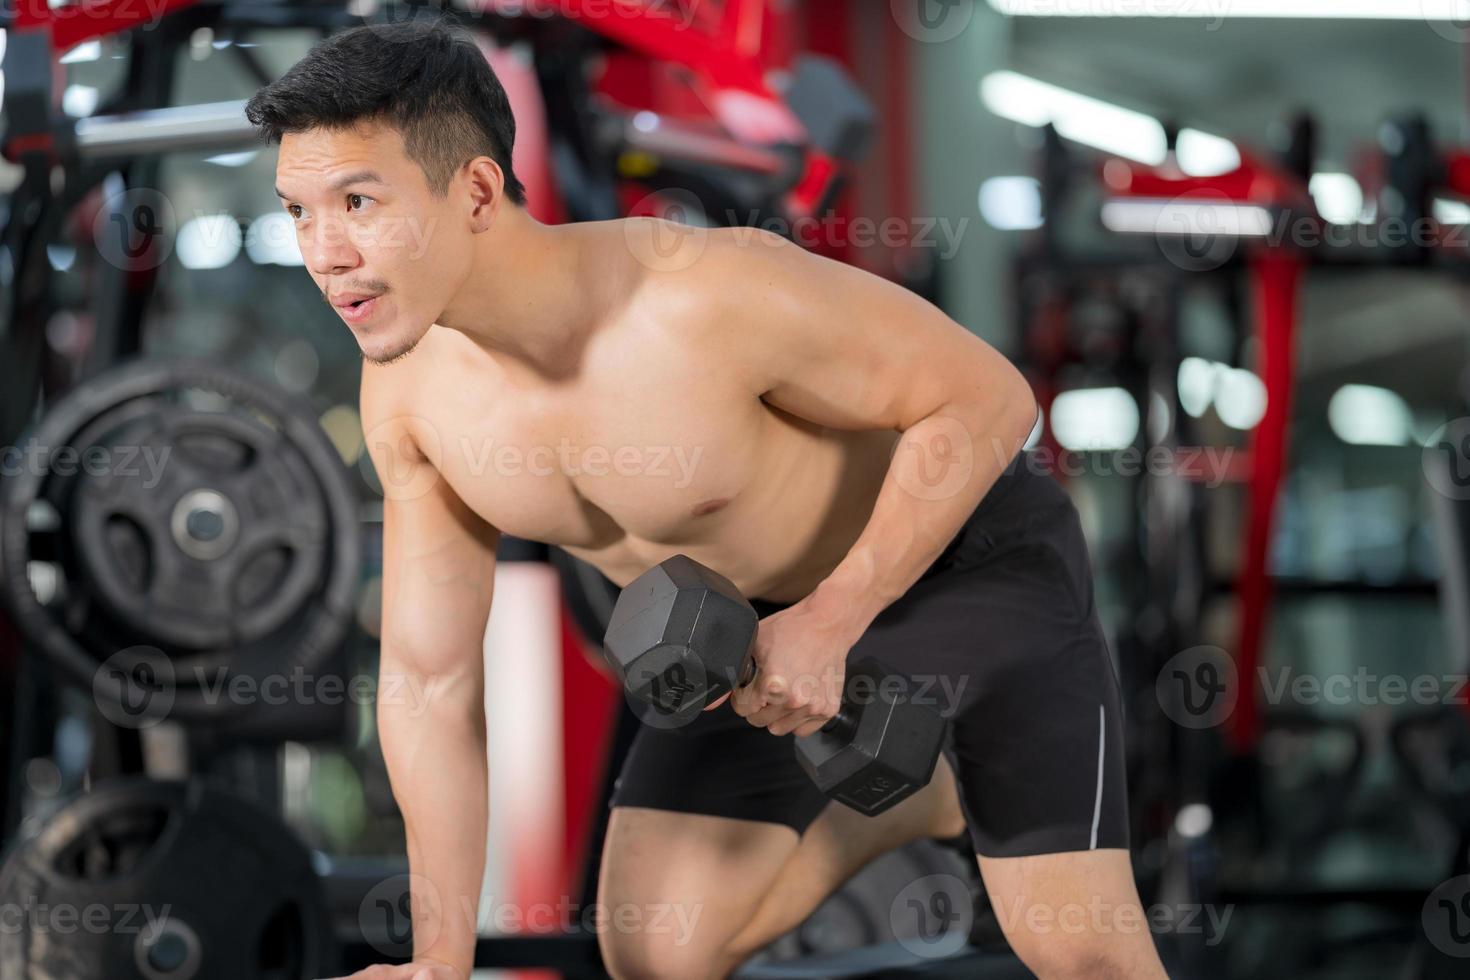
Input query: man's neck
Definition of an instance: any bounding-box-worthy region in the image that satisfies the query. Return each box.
[437,207,596,380]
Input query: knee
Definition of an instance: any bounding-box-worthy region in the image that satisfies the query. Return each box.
[599,930,730,980]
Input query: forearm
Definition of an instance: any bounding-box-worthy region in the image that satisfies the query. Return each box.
[378,661,488,976]
[807,381,1039,640]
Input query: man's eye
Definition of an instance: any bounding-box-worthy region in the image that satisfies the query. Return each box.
[348,194,369,211]
[287,205,302,219]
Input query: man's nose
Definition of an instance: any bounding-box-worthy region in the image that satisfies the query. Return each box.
[303,216,359,276]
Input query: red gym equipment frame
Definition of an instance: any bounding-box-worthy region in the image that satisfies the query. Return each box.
[1104,137,1470,749]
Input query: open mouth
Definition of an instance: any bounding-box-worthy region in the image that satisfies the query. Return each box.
[339,295,381,322]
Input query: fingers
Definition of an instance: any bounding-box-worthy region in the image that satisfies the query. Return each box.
[743,700,793,730]
[730,669,779,719]
[766,707,811,737]
[765,695,839,736]
[733,670,840,735]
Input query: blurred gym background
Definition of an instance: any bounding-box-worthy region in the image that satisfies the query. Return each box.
[2,2,1469,978]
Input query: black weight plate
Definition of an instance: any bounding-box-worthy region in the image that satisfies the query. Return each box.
[72,407,329,650]
[0,778,337,979]
[0,359,360,723]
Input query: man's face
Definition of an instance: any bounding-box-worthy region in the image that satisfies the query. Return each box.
[275,122,465,364]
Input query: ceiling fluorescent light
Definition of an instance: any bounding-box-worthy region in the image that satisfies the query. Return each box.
[1101,199,1273,237]
[981,71,1168,163]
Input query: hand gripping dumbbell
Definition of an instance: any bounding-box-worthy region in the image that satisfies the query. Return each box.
[603,555,948,816]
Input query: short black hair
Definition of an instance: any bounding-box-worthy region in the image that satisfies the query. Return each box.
[245,18,526,205]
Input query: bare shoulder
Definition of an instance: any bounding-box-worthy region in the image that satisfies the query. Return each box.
[621,216,812,277]
[615,217,998,414]
[616,219,823,351]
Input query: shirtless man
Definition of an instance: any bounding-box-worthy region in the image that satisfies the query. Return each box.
[246,19,1168,980]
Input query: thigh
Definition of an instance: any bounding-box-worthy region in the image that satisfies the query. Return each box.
[978,849,1166,979]
[597,806,798,974]
[946,591,1129,858]
[853,488,1129,858]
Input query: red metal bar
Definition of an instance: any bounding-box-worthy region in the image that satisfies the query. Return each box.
[1102,149,1312,212]
[558,607,618,896]
[1226,251,1302,752]
[1105,150,1311,752]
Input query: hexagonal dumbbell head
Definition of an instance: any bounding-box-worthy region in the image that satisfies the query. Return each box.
[794,658,947,815]
[603,555,759,730]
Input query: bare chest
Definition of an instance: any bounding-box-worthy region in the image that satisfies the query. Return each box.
[419,371,768,548]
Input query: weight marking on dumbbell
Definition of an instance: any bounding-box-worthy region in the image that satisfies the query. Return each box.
[648,663,697,715]
[837,774,905,813]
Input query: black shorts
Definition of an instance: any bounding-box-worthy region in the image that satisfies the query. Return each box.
[607,453,1130,858]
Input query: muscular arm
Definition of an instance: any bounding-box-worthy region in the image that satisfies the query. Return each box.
[712,233,1038,641]
[362,366,499,976]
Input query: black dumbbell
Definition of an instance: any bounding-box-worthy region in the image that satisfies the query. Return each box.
[603,555,948,816]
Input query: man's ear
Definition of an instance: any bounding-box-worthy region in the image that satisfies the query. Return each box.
[463,156,505,231]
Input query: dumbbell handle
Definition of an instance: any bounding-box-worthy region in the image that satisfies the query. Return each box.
[817,708,860,743]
